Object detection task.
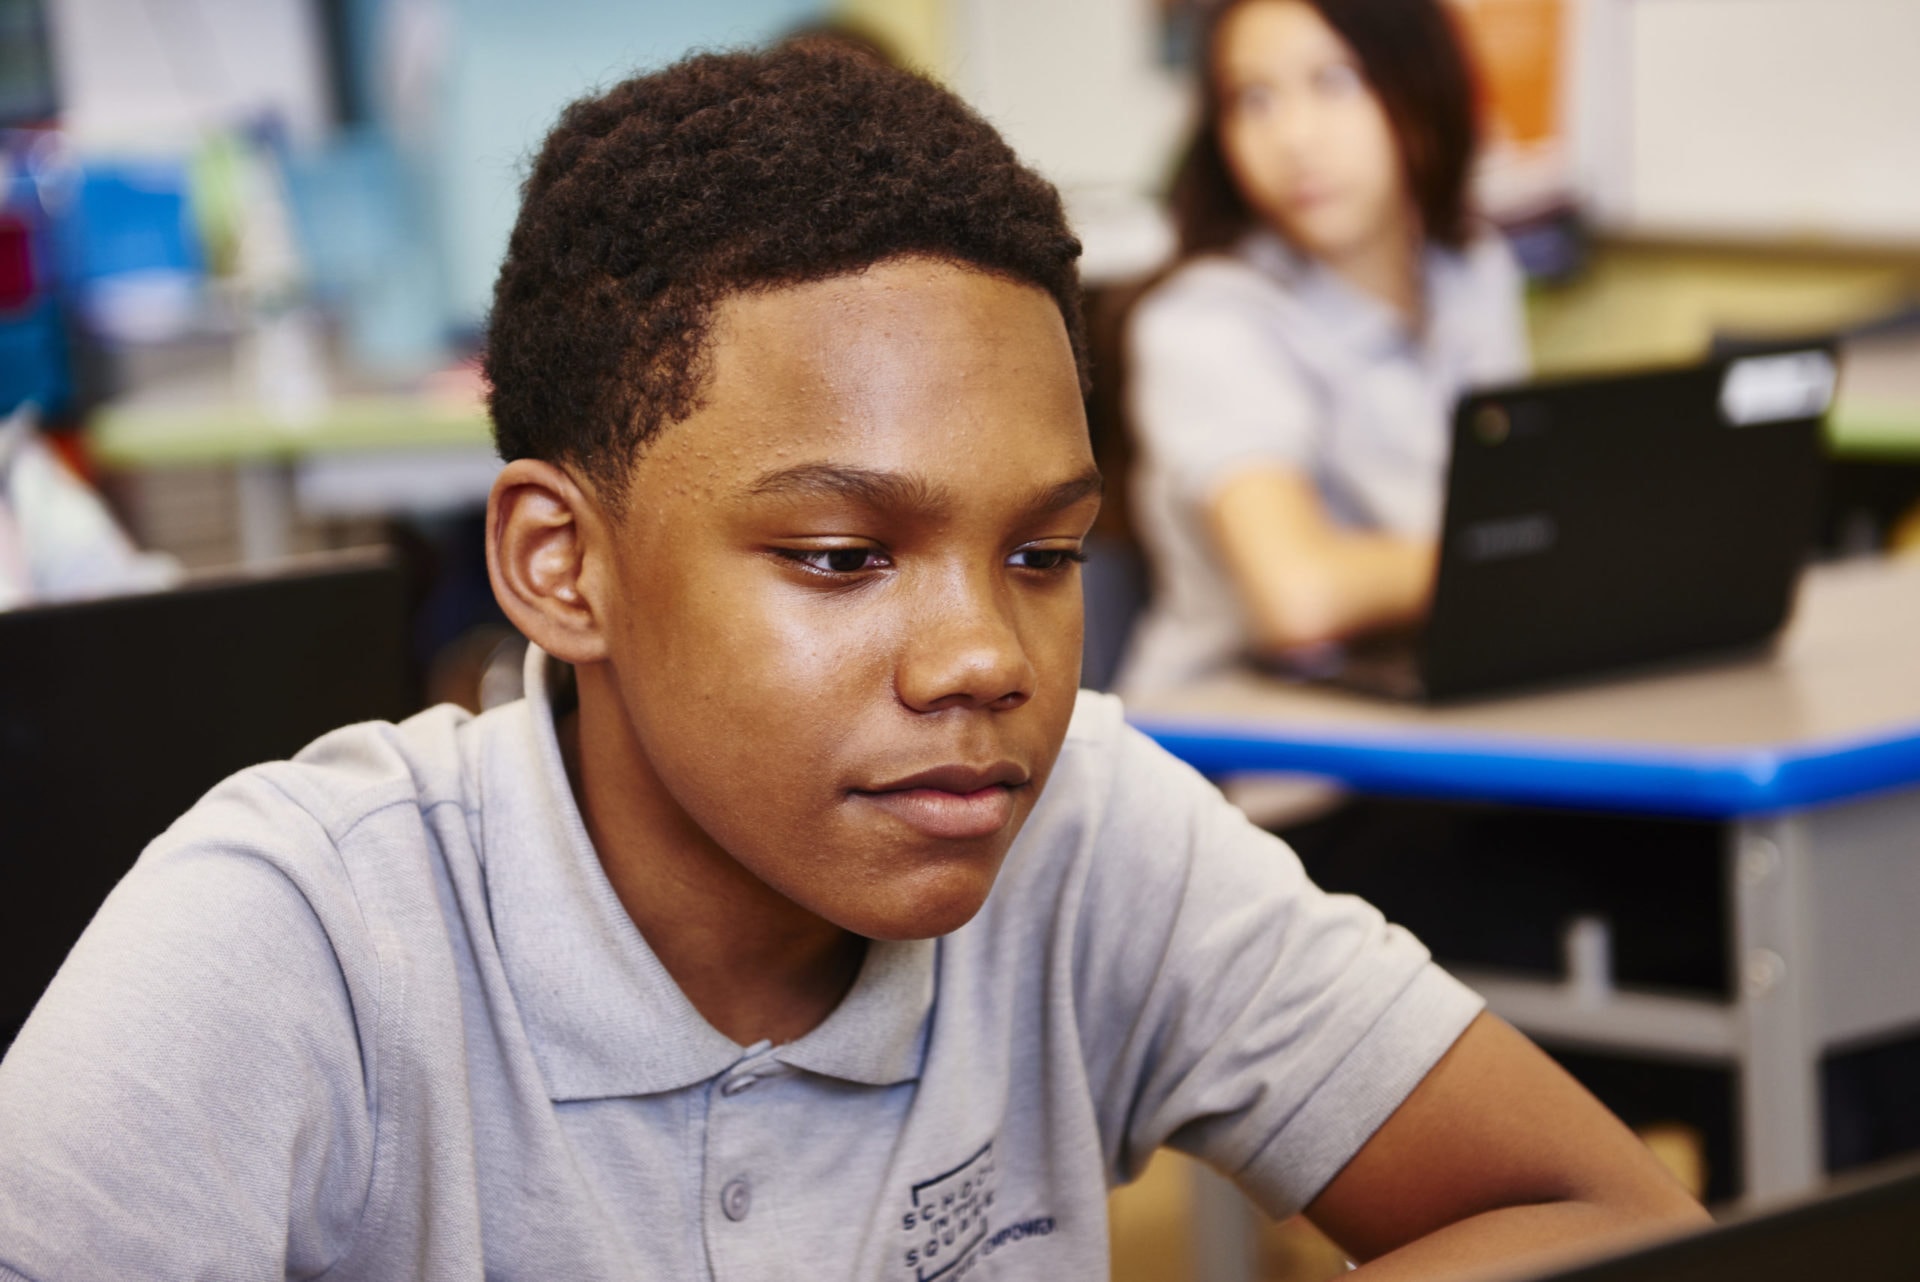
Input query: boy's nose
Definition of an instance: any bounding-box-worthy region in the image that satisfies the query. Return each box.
[895,573,1036,714]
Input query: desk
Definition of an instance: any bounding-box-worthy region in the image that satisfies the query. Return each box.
[1130,557,1920,1215]
[90,393,497,563]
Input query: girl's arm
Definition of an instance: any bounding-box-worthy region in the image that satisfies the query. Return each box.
[1207,465,1436,650]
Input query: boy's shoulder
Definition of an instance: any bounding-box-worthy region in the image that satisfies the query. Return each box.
[1042,686,1140,816]
[158,696,542,865]
[0,701,532,1280]
[1051,686,1218,801]
[1061,685,1125,748]
[134,699,522,949]
[231,703,481,836]
[997,686,1223,900]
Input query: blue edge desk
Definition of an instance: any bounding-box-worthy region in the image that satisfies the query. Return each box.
[1128,556,1920,1248]
[1142,714,1920,822]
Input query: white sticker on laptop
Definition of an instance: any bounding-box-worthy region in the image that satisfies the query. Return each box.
[1719,350,1836,426]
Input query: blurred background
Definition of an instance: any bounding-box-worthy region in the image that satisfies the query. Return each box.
[4,0,1915,690]
[3,1,1920,1278]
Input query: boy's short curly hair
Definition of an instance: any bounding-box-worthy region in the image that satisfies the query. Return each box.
[484,43,1088,510]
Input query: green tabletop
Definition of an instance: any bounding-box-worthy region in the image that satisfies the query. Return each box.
[88,377,1920,469]
[90,396,494,468]
[1828,396,1920,460]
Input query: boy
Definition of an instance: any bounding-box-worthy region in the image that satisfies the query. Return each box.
[0,44,1701,1280]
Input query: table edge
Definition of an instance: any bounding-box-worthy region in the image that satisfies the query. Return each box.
[1128,714,1920,818]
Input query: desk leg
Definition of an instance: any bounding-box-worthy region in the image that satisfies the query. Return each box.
[235,462,294,565]
[1729,815,1821,1202]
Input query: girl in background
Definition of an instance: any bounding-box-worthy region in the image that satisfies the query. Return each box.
[1117,0,1739,1196]
[1117,0,1527,696]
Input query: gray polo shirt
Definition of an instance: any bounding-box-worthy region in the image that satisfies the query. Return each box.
[0,648,1481,1281]
[1118,230,1530,697]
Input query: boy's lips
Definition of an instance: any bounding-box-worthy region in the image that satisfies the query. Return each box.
[853,763,1029,841]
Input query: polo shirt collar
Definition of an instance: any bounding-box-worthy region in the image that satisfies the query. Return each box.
[776,932,933,1085]
[481,645,935,1102]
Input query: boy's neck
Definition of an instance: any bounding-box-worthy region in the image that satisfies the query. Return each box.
[556,670,868,1046]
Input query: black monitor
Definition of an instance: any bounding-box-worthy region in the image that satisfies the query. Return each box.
[0,556,410,1050]
[1531,1159,1920,1282]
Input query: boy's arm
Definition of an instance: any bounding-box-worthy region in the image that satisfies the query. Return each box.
[1306,1013,1710,1280]
[1069,719,1700,1269]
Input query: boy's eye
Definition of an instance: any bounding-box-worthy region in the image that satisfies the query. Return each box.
[1009,546,1089,573]
[780,546,890,574]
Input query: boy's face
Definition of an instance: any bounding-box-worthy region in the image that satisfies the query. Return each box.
[592,258,1098,941]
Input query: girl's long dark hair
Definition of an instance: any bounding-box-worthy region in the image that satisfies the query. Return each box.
[1169,0,1483,259]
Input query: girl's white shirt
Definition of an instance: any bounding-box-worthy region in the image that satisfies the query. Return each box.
[1117,229,1530,696]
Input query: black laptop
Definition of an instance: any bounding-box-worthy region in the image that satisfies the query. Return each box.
[0,556,410,1051]
[1526,1159,1920,1281]
[1278,346,1835,701]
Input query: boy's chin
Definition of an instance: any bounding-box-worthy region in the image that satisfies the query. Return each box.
[830,879,999,944]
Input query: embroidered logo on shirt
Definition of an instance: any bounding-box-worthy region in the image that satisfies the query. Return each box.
[900,1141,997,1280]
[899,1140,1057,1280]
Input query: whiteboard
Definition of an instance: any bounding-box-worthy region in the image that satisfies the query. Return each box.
[48,0,332,146]
[1616,0,1920,244]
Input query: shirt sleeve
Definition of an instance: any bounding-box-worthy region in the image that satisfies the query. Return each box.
[0,777,375,1281]
[1126,263,1322,506]
[1075,720,1483,1217]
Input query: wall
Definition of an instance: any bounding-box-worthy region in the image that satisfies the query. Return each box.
[929,0,1920,276]
[835,0,949,75]
[944,0,1187,280]
[48,0,332,146]
[1618,0,1920,245]
[1529,243,1920,378]
[433,0,822,326]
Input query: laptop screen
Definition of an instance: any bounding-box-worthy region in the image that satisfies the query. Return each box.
[1530,1160,1920,1282]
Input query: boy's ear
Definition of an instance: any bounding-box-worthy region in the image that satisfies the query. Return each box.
[486,458,612,666]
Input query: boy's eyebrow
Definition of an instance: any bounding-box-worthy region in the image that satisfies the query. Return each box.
[745,463,1102,520]
[747,463,953,515]
[1015,469,1105,523]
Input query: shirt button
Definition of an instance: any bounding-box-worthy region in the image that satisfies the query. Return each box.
[721,1074,757,1096]
[721,1177,752,1222]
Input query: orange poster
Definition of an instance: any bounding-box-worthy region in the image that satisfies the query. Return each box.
[1450,0,1566,149]
[1448,0,1573,220]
